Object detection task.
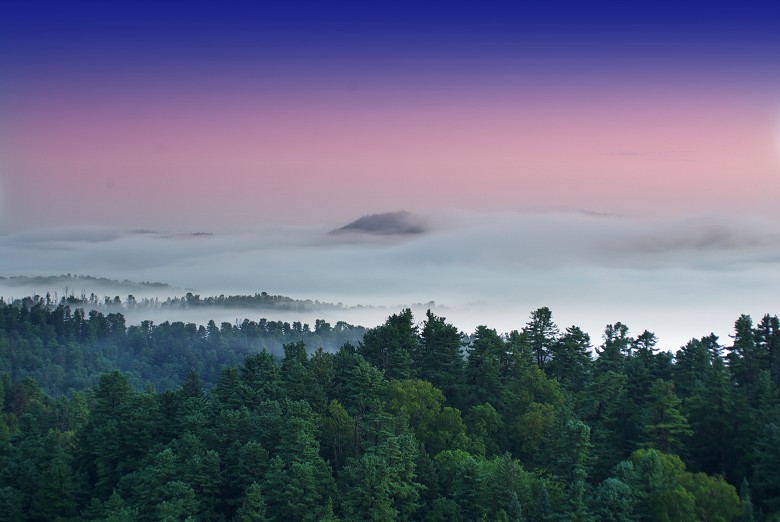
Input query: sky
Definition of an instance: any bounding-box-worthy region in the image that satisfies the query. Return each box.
[2,1,780,349]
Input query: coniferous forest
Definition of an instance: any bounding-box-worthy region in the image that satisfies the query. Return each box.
[1,297,779,521]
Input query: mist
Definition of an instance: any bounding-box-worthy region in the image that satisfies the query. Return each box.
[2,209,779,351]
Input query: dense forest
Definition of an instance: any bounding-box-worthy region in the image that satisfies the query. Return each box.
[1,298,779,520]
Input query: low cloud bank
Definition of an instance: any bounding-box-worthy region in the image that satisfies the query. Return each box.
[1,210,778,350]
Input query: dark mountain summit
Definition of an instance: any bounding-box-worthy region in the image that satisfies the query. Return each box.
[329,211,427,236]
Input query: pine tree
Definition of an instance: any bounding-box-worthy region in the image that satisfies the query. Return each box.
[236,483,268,522]
[358,309,418,380]
[417,310,465,404]
[642,379,692,454]
[547,326,593,394]
[29,454,77,520]
[524,307,559,370]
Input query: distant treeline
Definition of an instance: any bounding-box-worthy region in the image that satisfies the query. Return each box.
[1,299,780,520]
[0,274,172,291]
[50,291,353,313]
[0,299,365,394]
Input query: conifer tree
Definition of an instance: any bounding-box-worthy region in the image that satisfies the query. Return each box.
[642,379,692,454]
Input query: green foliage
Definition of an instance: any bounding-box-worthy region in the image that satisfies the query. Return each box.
[417,310,465,403]
[235,482,268,522]
[386,379,469,454]
[0,302,776,521]
[752,423,780,516]
[547,325,593,394]
[641,379,692,453]
[358,308,417,380]
[524,307,559,370]
[0,486,25,522]
[339,432,420,521]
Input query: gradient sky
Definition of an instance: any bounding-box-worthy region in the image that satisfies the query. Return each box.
[2,1,780,231]
[2,1,780,348]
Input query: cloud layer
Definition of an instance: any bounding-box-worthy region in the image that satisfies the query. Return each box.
[1,210,778,350]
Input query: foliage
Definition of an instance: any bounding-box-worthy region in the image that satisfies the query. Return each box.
[0,301,777,520]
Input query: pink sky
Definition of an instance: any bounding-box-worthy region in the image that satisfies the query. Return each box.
[2,62,780,232]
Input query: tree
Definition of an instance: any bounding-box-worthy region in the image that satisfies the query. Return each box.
[239,351,282,403]
[628,449,697,522]
[320,400,357,471]
[0,487,24,522]
[582,370,629,480]
[728,315,758,389]
[386,379,468,455]
[524,307,559,370]
[262,444,337,522]
[30,455,76,520]
[679,336,735,475]
[682,472,741,522]
[596,322,631,373]
[464,403,502,457]
[641,379,692,454]
[416,310,464,404]
[465,326,506,409]
[547,326,592,394]
[339,432,421,521]
[236,483,268,522]
[752,423,780,516]
[280,342,315,402]
[358,309,418,380]
[754,314,780,391]
[592,477,636,522]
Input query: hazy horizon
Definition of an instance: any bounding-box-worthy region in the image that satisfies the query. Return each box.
[2,208,779,351]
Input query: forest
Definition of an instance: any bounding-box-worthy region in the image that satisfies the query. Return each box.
[1,297,779,521]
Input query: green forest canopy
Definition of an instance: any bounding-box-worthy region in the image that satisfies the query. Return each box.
[1,297,779,521]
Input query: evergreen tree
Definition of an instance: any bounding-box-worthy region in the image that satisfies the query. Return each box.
[547,326,593,394]
[236,483,268,522]
[595,322,631,374]
[641,379,692,454]
[529,483,551,522]
[738,478,755,522]
[754,314,780,390]
[752,423,780,516]
[728,315,758,389]
[358,309,417,380]
[592,477,636,522]
[29,454,77,520]
[0,486,25,522]
[524,307,559,370]
[465,326,506,409]
[416,310,464,404]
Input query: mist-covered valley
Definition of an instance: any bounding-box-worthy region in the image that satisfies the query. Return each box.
[2,209,780,351]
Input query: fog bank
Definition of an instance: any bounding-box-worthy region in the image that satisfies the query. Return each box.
[2,210,778,350]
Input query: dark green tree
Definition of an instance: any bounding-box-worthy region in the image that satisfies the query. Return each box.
[358,309,417,380]
[236,483,268,522]
[547,326,592,394]
[416,310,465,404]
[641,379,692,454]
[524,307,559,370]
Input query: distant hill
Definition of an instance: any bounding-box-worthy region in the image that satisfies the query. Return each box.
[329,211,427,236]
[0,274,172,290]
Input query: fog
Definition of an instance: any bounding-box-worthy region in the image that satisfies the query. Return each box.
[2,209,779,351]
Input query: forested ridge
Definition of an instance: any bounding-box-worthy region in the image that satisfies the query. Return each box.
[1,299,779,521]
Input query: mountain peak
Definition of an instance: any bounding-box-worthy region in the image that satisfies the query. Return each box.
[329,211,427,236]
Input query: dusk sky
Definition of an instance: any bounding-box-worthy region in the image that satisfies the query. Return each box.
[2,2,780,349]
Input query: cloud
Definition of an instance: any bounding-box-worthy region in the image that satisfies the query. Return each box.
[0,210,778,350]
